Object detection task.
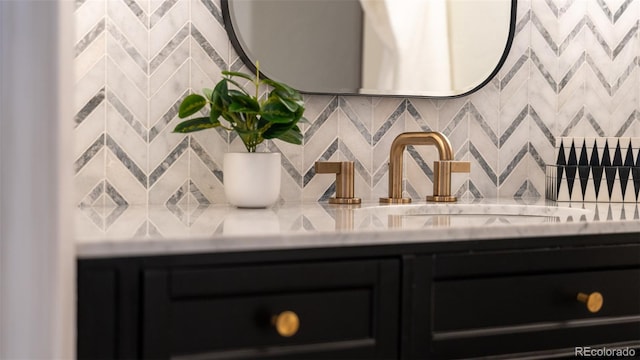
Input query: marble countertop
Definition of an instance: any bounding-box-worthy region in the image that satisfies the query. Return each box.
[76,198,640,258]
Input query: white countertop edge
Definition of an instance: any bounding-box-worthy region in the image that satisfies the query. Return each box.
[76,219,640,259]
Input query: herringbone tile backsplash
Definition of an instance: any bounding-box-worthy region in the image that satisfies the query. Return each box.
[74,0,640,210]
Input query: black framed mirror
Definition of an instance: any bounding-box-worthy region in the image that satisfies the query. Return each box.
[222,0,516,98]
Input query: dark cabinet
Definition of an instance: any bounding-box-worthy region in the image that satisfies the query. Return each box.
[427,245,640,359]
[142,260,400,359]
[78,239,640,359]
[79,258,400,359]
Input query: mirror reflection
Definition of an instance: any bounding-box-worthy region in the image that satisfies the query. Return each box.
[224,0,515,97]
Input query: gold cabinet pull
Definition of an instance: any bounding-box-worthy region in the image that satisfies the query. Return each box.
[271,311,300,337]
[577,292,603,313]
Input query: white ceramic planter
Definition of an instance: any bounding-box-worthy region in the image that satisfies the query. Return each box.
[223,152,281,208]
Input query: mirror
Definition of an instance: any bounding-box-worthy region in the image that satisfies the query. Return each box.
[222,0,516,98]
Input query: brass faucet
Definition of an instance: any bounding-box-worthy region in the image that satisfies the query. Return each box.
[315,161,361,204]
[379,132,470,203]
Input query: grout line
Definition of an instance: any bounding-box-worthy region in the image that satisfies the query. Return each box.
[102,0,108,209]
[146,0,151,208]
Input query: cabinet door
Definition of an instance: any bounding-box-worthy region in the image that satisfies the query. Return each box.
[77,270,117,359]
[77,261,142,359]
[426,246,640,359]
[431,268,640,358]
[142,259,400,359]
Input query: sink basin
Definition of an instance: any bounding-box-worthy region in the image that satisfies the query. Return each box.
[356,203,592,220]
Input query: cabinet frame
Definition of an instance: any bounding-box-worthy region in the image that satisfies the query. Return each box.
[78,232,640,359]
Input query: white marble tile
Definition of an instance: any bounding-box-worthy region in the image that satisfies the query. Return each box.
[149,40,189,96]
[106,57,148,124]
[339,100,373,199]
[104,205,148,238]
[75,102,106,160]
[407,98,438,131]
[279,164,303,204]
[150,60,189,128]
[148,148,189,204]
[189,151,225,204]
[190,47,223,92]
[107,25,147,81]
[190,0,229,59]
[106,101,148,171]
[75,57,106,112]
[72,0,640,207]
[75,32,106,82]
[303,96,339,171]
[105,149,147,205]
[76,1,105,40]
[107,0,149,58]
[303,152,339,202]
[148,0,188,56]
[75,147,106,206]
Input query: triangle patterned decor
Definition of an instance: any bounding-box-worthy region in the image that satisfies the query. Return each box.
[547,137,640,203]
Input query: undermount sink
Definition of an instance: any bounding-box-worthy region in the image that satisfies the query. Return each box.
[356,203,593,219]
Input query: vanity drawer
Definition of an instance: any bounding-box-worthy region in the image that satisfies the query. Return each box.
[142,259,400,359]
[431,268,640,357]
[433,268,640,331]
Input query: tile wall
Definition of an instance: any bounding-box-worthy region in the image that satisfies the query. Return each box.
[74,0,640,211]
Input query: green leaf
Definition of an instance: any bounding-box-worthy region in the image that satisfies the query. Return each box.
[226,79,251,95]
[221,113,237,126]
[229,103,260,114]
[222,71,254,82]
[173,117,219,133]
[210,107,222,123]
[261,99,295,123]
[233,125,257,135]
[212,79,230,106]
[202,88,213,102]
[228,89,246,98]
[173,69,305,148]
[263,122,293,139]
[277,97,302,112]
[228,93,260,114]
[178,94,207,118]
[263,78,297,96]
[276,126,303,145]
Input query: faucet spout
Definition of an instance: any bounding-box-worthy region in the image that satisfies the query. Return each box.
[379,131,469,204]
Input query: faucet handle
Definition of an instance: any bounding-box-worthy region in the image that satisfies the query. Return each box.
[450,161,471,173]
[314,161,361,204]
[428,160,471,203]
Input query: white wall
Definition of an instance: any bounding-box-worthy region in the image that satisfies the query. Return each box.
[0,1,75,358]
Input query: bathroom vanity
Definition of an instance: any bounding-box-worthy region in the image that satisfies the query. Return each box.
[76,200,640,359]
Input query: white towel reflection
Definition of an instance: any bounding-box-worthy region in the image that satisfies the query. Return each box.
[361,0,451,91]
[223,208,280,236]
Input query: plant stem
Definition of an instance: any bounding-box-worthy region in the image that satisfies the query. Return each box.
[255,61,260,101]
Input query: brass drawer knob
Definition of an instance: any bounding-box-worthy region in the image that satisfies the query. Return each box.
[271,311,300,337]
[577,292,603,313]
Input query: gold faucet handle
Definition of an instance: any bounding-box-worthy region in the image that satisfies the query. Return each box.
[428,160,471,203]
[450,161,471,173]
[314,161,361,204]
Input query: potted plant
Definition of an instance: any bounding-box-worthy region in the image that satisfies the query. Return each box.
[174,66,306,208]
